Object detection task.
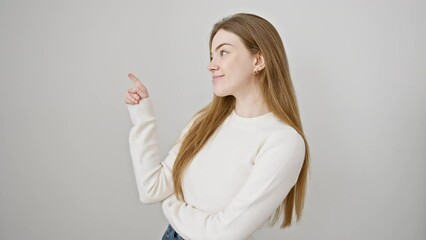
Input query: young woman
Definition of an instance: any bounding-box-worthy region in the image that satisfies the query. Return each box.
[125,13,310,240]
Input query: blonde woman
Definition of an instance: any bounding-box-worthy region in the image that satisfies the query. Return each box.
[125,13,310,240]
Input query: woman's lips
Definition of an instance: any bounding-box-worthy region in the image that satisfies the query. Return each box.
[212,74,225,82]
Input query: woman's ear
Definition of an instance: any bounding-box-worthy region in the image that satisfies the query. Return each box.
[254,52,265,71]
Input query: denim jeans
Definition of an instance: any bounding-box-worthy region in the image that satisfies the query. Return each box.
[161,224,185,240]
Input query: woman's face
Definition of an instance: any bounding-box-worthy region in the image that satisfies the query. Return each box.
[208,29,260,98]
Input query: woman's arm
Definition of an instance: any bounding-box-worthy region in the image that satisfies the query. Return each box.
[127,97,195,204]
[161,128,306,240]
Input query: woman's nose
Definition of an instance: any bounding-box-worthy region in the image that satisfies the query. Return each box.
[207,61,219,72]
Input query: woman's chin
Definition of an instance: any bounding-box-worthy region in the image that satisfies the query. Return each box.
[213,89,228,97]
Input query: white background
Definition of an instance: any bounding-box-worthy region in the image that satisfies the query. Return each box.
[1,0,425,239]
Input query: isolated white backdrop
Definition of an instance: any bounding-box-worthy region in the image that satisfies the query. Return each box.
[1,0,425,239]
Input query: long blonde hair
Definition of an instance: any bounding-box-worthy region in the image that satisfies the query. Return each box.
[172,13,310,228]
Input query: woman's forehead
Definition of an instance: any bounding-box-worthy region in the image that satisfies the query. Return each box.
[211,30,242,49]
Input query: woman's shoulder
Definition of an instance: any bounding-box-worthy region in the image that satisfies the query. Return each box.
[263,121,304,149]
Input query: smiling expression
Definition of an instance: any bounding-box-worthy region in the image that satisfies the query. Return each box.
[208,29,260,98]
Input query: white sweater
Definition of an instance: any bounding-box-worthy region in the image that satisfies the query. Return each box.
[127,98,305,240]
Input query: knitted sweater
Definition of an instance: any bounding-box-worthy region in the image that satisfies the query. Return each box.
[127,97,305,240]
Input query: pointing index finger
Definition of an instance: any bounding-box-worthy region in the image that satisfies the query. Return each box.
[128,73,145,89]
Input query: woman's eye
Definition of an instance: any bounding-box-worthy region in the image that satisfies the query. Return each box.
[220,50,228,56]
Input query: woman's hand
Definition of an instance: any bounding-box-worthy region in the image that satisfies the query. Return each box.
[125,73,149,105]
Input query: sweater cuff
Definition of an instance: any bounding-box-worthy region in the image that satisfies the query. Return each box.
[127,97,155,124]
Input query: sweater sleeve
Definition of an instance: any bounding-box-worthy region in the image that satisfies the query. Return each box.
[161,128,306,240]
[127,98,196,204]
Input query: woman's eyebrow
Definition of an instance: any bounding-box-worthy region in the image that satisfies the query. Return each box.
[210,43,233,55]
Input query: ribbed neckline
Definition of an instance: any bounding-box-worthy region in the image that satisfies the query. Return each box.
[229,109,276,127]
